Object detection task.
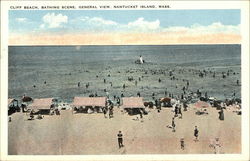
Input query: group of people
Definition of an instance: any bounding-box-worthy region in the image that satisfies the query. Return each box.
[117,124,222,153]
[103,99,114,119]
[29,110,44,120]
[174,103,182,118]
[179,126,199,150]
[116,127,200,151]
[97,89,226,153]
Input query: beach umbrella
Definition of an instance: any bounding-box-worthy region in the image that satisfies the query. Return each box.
[22,96,33,102]
[160,97,171,103]
[194,101,210,108]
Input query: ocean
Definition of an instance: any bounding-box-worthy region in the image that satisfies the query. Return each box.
[8,44,241,102]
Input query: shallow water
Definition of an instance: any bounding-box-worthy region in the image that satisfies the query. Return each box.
[8,44,241,102]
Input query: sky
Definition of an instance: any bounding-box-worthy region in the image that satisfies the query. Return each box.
[9,10,241,45]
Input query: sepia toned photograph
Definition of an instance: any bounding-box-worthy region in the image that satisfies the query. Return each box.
[1,1,249,160]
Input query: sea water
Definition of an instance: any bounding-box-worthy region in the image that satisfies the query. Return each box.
[8,44,241,101]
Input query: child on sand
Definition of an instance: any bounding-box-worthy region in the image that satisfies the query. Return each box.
[117,131,124,148]
[180,138,185,150]
[103,107,107,118]
[178,106,182,119]
[194,126,199,142]
[214,138,221,154]
[218,109,224,120]
[172,117,176,132]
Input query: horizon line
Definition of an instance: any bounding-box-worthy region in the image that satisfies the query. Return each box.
[8,43,241,47]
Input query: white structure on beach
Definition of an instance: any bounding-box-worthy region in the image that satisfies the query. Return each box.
[139,55,144,64]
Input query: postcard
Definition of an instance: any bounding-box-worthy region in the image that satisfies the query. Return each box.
[0,0,249,161]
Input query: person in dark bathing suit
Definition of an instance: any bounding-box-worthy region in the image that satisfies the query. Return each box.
[117,131,124,148]
[194,126,199,141]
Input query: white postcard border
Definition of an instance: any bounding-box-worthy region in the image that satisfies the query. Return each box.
[1,1,249,161]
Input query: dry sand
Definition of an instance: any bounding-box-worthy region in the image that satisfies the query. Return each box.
[8,106,241,155]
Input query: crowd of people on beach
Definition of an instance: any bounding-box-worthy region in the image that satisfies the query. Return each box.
[8,55,241,154]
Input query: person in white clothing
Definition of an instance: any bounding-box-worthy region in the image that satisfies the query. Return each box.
[214,138,221,154]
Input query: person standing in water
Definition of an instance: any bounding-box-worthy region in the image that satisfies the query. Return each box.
[139,55,144,64]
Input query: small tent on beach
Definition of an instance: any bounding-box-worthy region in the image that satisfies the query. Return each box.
[28,98,54,114]
[8,98,19,115]
[194,101,211,108]
[72,97,107,113]
[121,97,146,115]
[193,100,211,115]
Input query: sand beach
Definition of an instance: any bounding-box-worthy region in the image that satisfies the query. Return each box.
[8,104,241,155]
